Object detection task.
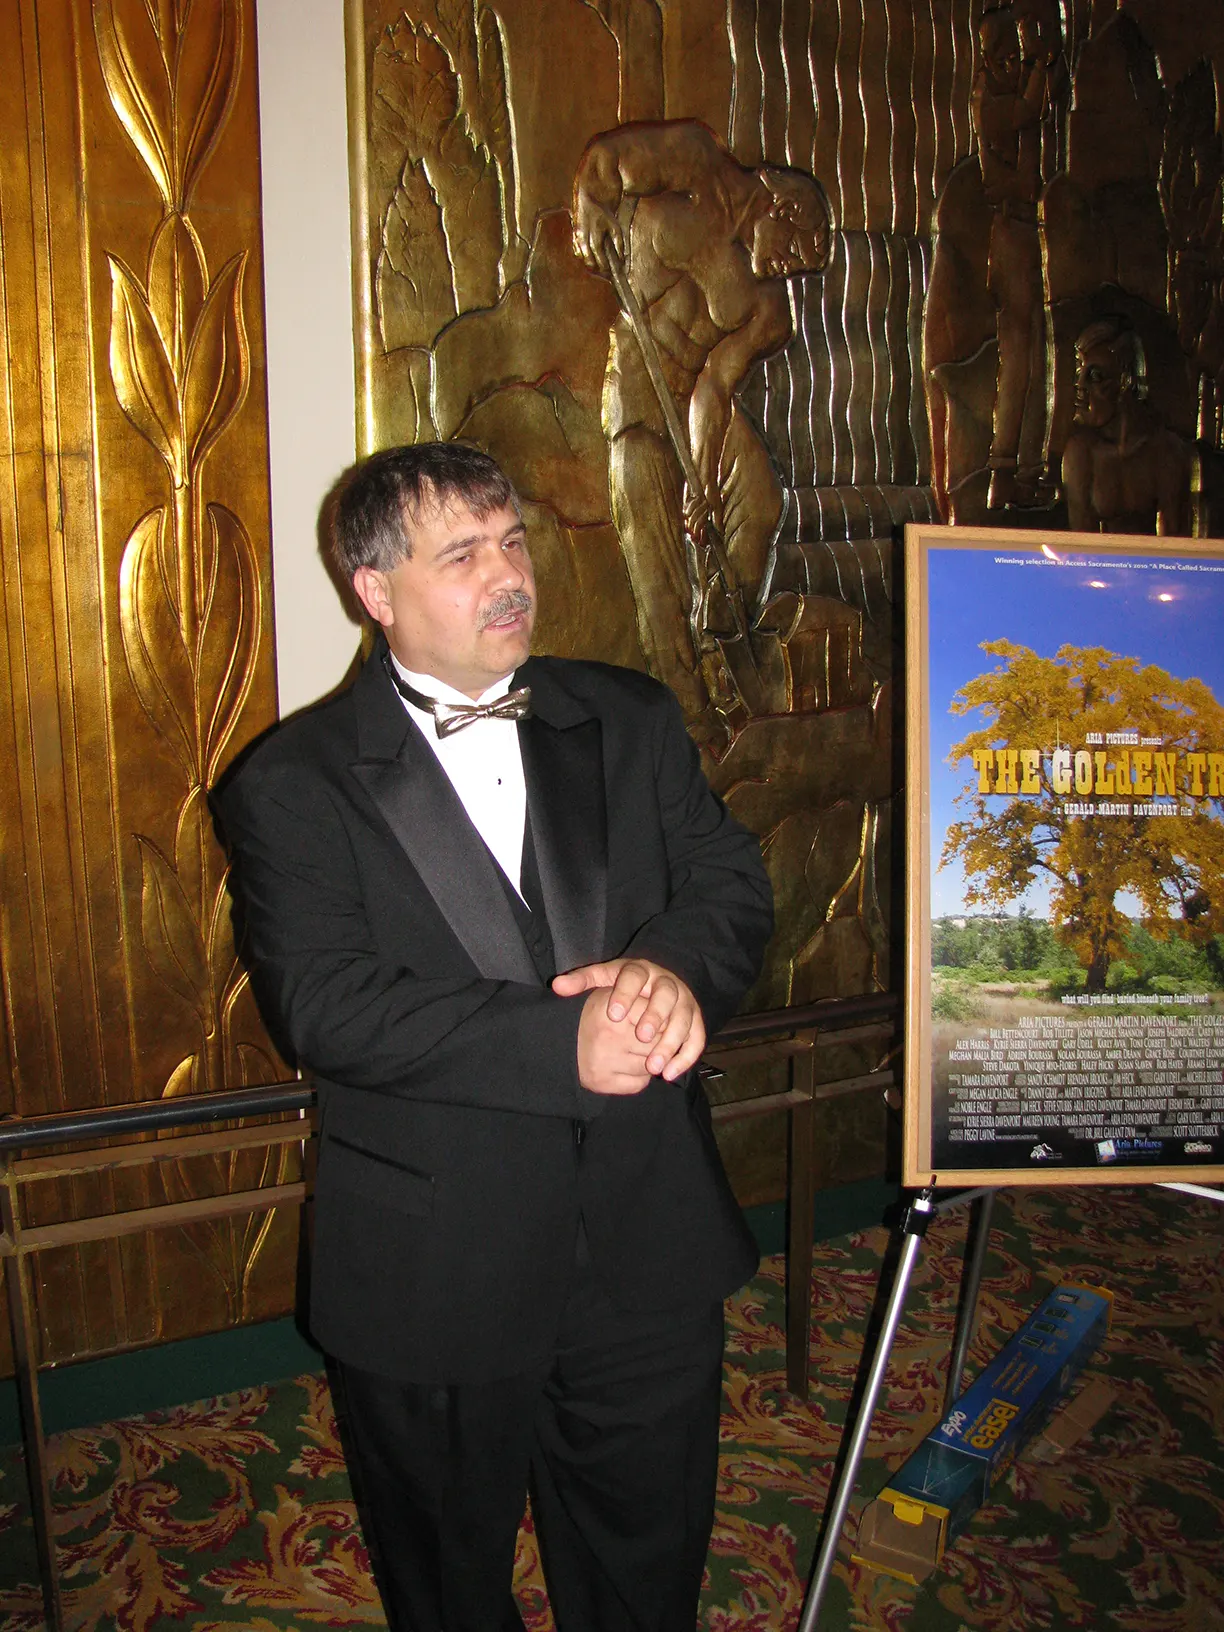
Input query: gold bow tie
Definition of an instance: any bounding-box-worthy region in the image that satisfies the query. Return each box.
[387,660,532,737]
[431,689,533,737]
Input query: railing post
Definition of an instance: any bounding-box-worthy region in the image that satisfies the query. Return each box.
[0,1157,62,1632]
[786,1032,818,1398]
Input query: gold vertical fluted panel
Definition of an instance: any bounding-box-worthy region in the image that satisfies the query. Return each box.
[0,0,288,1371]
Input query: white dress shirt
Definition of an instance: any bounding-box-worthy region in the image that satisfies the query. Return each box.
[390,655,527,896]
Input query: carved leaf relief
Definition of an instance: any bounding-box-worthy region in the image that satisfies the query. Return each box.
[234,1039,278,1087]
[372,11,512,346]
[209,867,240,1004]
[94,0,175,205]
[437,0,479,60]
[238,1209,282,1307]
[172,789,209,937]
[108,255,184,483]
[199,502,261,785]
[431,130,501,311]
[176,0,243,209]
[119,508,196,775]
[475,5,525,281]
[136,834,210,1020]
[148,214,208,382]
[441,0,492,158]
[373,21,459,160]
[184,252,250,470]
[162,1053,200,1099]
[95,0,242,212]
[469,6,505,155]
[378,164,457,349]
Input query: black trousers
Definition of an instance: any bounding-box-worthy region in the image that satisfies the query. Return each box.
[330,1242,725,1632]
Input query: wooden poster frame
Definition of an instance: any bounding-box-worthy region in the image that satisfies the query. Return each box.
[904,524,1224,1188]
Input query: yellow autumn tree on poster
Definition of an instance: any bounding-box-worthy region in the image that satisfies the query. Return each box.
[943,642,1224,990]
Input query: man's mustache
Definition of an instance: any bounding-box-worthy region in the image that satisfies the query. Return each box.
[478,590,533,629]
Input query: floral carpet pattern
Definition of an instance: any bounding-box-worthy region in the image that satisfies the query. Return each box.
[0,1184,1221,1630]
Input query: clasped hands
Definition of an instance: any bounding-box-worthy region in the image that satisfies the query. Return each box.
[552,958,706,1097]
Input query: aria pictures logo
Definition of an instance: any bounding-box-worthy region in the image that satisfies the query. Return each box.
[1096,1138,1164,1163]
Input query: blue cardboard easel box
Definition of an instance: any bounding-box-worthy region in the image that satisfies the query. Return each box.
[853,1283,1113,1583]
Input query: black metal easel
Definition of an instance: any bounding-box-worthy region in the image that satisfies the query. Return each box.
[796,1185,997,1632]
[795,1178,1224,1630]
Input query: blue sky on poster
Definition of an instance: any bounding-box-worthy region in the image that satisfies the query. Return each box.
[928,544,1224,919]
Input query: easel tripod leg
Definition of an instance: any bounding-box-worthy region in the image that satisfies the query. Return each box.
[944,1189,996,1413]
[787,1050,817,1398]
[796,1193,935,1632]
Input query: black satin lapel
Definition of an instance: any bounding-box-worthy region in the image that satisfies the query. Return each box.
[351,739,538,985]
[520,714,607,975]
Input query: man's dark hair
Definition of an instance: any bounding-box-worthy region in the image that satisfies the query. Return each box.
[327,442,517,578]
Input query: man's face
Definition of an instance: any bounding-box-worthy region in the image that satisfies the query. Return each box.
[751,192,829,280]
[353,493,535,698]
[1073,341,1124,429]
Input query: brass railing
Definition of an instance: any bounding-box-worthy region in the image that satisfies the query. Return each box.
[0,992,899,1631]
[0,1083,313,1632]
[702,993,900,1399]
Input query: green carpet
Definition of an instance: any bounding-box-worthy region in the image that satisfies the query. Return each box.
[0,1182,1219,1630]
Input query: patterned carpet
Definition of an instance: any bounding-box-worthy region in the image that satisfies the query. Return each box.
[0,1184,1221,1631]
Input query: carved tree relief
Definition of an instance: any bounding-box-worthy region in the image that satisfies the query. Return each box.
[0,0,284,1367]
[96,0,289,1323]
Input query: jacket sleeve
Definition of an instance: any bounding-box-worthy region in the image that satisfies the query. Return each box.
[620,684,774,1035]
[218,758,588,1121]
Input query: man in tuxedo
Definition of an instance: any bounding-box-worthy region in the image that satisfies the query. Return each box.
[218,442,772,1632]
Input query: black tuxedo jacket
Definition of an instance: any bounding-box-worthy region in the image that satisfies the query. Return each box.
[219,646,771,1384]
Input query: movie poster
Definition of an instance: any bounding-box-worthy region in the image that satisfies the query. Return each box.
[905,528,1224,1187]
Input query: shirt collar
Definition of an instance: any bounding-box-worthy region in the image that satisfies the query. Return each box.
[390,652,515,708]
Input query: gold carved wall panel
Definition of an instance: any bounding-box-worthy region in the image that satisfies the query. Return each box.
[349,0,1224,1201]
[0,0,286,1370]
